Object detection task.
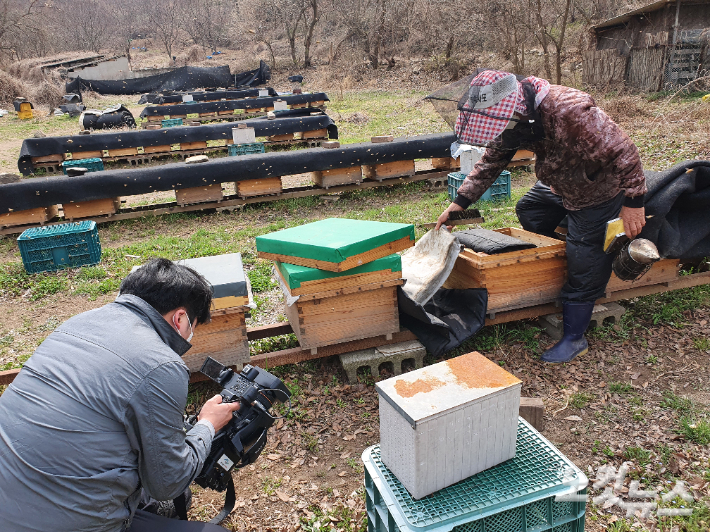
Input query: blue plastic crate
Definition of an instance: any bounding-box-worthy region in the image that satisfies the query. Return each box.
[161,118,183,128]
[17,221,101,274]
[363,418,587,532]
[228,142,266,157]
[448,171,511,203]
[61,158,104,174]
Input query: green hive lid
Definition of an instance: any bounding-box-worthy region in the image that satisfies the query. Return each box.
[177,253,247,299]
[256,218,415,263]
[277,254,401,289]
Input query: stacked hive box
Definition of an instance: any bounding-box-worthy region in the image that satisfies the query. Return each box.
[176,253,252,372]
[376,351,522,499]
[256,218,415,352]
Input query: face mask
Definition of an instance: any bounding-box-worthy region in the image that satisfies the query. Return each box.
[174,312,194,342]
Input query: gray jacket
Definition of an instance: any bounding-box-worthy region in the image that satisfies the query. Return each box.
[0,294,213,532]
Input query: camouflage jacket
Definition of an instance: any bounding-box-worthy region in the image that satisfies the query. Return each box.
[454,85,647,211]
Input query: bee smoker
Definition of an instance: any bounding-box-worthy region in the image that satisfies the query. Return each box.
[612,238,660,281]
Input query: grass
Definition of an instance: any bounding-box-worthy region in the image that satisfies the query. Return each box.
[569,391,594,409]
[301,504,367,532]
[608,382,633,395]
[623,445,651,467]
[261,476,282,495]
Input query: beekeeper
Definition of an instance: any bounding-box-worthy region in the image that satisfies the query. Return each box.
[436,70,647,363]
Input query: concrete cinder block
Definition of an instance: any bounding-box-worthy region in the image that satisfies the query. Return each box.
[539,302,626,341]
[338,340,426,383]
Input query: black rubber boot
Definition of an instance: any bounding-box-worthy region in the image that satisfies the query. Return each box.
[541,301,595,363]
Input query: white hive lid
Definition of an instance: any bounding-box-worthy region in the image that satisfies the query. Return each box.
[376,351,521,428]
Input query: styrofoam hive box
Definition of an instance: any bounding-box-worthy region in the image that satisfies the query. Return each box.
[376,351,521,499]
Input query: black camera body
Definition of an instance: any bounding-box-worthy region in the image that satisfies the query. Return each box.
[192,357,290,492]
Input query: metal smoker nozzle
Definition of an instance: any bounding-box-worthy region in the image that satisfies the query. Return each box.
[628,238,660,264]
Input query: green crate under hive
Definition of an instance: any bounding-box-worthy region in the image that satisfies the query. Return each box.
[448,171,511,203]
[363,417,587,532]
[228,142,266,156]
[256,218,415,272]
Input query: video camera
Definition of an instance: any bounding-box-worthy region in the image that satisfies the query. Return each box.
[188,357,291,493]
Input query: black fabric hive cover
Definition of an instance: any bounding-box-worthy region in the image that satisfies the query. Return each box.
[139,92,329,118]
[18,113,338,175]
[455,228,537,254]
[640,160,710,261]
[2,132,456,213]
[65,65,234,95]
[233,60,271,88]
[142,87,279,105]
[397,287,488,358]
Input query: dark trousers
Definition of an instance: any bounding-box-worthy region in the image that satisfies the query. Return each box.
[128,510,229,531]
[515,182,625,303]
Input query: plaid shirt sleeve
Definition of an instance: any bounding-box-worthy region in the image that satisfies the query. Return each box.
[453,148,517,208]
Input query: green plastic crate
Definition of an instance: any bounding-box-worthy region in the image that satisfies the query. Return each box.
[448,171,511,203]
[228,142,266,156]
[161,118,183,128]
[363,418,587,532]
[61,158,104,174]
[17,221,101,274]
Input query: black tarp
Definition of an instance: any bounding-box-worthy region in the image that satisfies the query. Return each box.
[640,160,710,261]
[398,287,488,357]
[232,60,271,87]
[65,66,234,96]
[140,93,329,118]
[18,112,338,175]
[455,228,536,254]
[3,133,457,213]
[141,87,279,105]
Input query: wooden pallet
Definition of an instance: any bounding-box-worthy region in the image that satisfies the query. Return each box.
[284,282,401,351]
[431,157,460,170]
[605,258,680,295]
[362,160,416,181]
[62,198,121,220]
[444,228,567,314]
[310,166,362,189]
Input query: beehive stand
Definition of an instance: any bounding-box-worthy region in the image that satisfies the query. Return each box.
[256,218,415,272]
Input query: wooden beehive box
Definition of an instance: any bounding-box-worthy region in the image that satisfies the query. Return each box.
[0,205,58,228]
[276,254,403,351]
[310,166,362,189]
[605,258,680,295]
[362,160,416,181]
[444,228,567,314]
[237,177,282,198]
[284,282,401,351]
[62,198,121,220]
[177,253,251,372]
[183,309,250,372]
[176,184,224,206]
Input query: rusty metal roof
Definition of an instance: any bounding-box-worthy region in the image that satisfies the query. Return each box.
[593,0,710,30]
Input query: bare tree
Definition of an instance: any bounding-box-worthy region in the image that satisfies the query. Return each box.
[182,0,232,53]
[0,0,43,58]
[272,0,305,66]
[302,0,319,67]
[148,0,182,60]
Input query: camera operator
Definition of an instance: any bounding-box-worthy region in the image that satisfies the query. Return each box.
[0,258,239,531]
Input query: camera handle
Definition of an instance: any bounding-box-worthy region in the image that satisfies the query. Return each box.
[174,475,236,525]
